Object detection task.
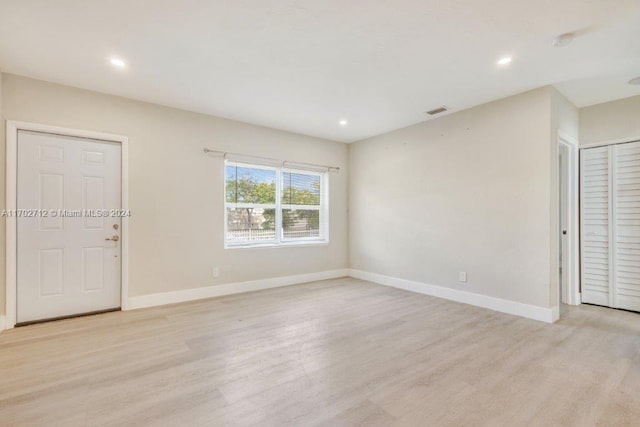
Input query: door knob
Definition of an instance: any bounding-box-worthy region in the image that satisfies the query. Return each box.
[105,235,119,242]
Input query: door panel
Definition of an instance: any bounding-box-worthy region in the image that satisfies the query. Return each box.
[38,249,64,297]
[614,141,640,311]
[17,130,122,323]
[580,146,611,307]
[39,173,65,230]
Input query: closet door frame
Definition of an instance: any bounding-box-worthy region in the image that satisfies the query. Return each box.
[558,131,580,307]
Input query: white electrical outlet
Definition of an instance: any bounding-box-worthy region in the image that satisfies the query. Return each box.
[213,266,220,278]
[459,272,467,282]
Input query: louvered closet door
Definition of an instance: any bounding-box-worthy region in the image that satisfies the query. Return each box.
[581,146,611,307]
[613,141,640,311]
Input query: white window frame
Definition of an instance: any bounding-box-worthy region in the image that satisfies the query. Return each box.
[224,160,329,248]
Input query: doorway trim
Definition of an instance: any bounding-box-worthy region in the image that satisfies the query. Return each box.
[581,135,640,149]
[558,130,580,306]
[4,121,129,330]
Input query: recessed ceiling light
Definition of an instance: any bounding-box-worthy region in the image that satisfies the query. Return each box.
[339,119,348,126]
[629,76,640,86]
[110,57,126,68]
[497,57,512,66]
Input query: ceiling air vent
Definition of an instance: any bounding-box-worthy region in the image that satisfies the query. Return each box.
[426,106,448,116]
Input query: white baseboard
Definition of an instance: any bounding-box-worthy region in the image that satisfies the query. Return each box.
[349,269,558,323]
[125,269,350,310]
[2,268,555,329]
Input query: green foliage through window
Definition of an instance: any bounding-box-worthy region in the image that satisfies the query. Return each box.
[225,166,276,204]
[225,162,326,245]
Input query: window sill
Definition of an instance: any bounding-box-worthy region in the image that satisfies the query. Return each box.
[225,239,329,250]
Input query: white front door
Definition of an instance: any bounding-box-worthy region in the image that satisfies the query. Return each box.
[17,130,122,324]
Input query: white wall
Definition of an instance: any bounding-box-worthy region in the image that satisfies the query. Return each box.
[580,95,640,145]
[350,87,557,309]
[0,74,349,314]
[551,90,580,142]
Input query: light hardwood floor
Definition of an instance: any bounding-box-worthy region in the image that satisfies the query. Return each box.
[1,277,639,426]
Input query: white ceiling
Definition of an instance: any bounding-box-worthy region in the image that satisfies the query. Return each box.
[0,0,639,143]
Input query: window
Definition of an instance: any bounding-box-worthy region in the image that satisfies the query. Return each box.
[225,161,328,247]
